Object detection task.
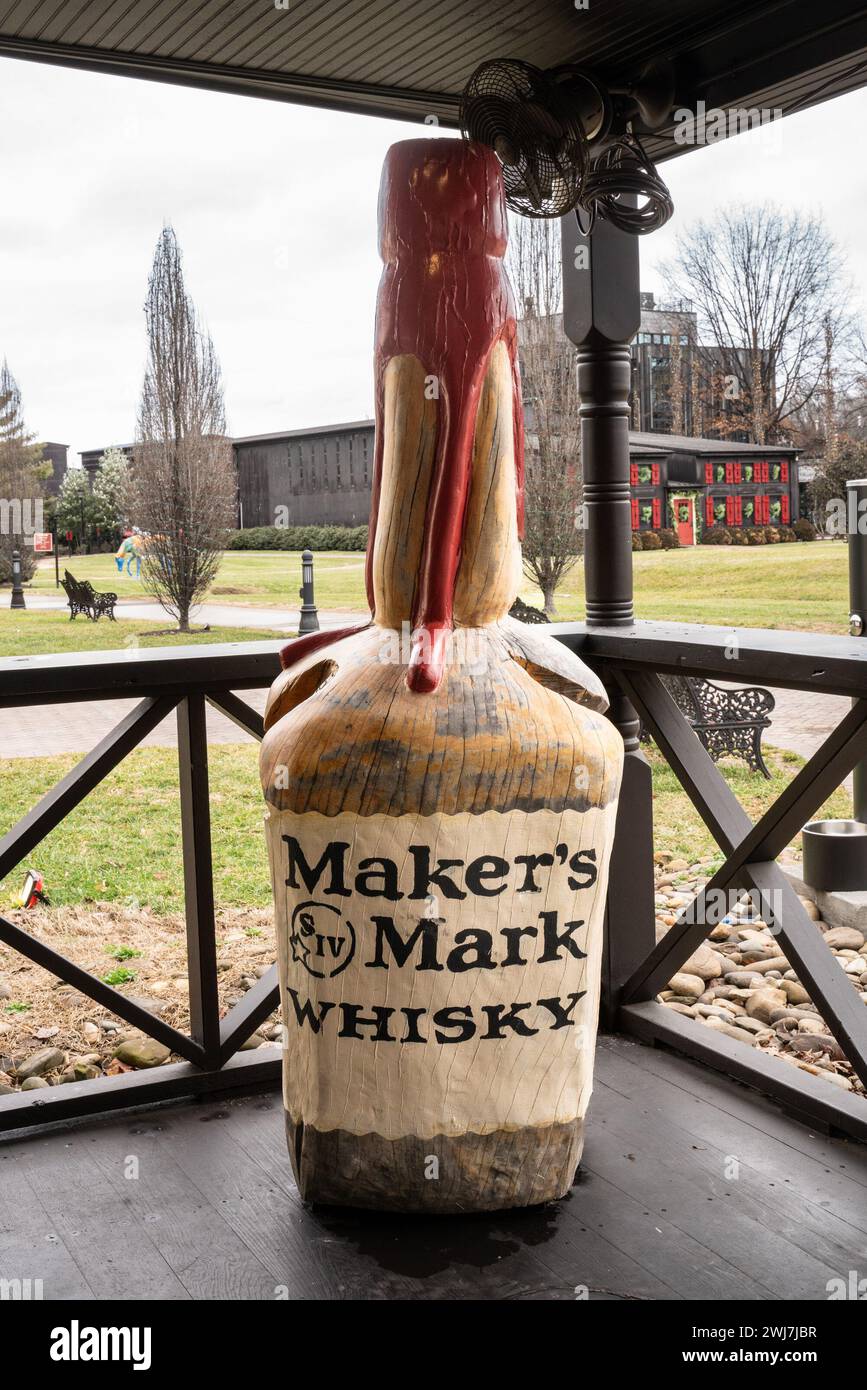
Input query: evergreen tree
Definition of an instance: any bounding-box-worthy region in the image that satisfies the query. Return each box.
[0,360,50,581]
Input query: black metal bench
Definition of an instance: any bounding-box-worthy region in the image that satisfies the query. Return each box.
[60,570,118,622]
[508,600,775,776]
[644,674,775,778]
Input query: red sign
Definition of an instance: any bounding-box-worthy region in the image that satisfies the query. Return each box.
[33,532,54,553]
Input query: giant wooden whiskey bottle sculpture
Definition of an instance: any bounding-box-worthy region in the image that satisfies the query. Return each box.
[261,139,623,1212]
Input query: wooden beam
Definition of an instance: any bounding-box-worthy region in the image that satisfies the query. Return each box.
[0,1046,281,1133]
[206,690,265,741]
[219,966,279,1065]
[177,696,221,1070]
[620,1001,867,1143]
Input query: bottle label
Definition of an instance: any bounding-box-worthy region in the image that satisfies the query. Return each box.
[265,805,617,1139]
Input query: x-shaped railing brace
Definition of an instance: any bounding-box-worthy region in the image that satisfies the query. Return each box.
[0,689,278,1073]
[613,668,867,1090]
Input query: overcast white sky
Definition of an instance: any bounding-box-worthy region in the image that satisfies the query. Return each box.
[2,55,866,467]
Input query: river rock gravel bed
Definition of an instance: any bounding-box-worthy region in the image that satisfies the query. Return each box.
[656,853,865,1096]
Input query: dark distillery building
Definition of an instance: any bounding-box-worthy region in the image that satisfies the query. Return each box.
[232,422,799,546]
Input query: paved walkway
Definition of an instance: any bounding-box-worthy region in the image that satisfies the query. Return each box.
[0,647,850,761]
[23,594,361,632]
[763,685,850,762]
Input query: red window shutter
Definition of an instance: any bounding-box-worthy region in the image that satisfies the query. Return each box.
[652,498,661,527]
[762,495,770,523]
[630,464,638,486]
[781,460,789,481]
[762,461,770,483]
[706,496,714,526]
[651,463,660,485]
[631,498,639,528]
[781,495,789,523]
[735,496,743,524]
[726,496,735,524]
[705,463,713,484]
[734,462,742,483]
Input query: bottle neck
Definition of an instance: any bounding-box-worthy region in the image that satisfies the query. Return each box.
[370,340,522,631]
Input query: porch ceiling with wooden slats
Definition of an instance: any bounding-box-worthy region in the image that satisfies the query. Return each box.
[1,0,867,156]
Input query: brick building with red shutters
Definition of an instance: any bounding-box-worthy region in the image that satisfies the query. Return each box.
[628,432,799,546]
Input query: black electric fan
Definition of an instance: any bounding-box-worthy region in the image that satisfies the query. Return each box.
[459,57,675,234]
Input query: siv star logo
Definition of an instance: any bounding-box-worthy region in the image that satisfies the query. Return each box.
[289,900,356,979]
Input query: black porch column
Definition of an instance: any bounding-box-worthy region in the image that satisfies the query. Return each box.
[561,213,656,1026]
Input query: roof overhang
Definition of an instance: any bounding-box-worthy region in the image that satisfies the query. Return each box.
[2,1,867,159]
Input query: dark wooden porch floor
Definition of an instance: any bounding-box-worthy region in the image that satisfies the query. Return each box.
[2,1035,865,1301]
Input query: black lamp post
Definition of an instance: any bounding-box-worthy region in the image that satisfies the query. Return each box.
[10,549,25,610]
[298,549,319,634]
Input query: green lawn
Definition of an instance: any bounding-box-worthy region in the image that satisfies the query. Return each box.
[0,744,269,915]
[0,741,848,916]
[0,609,286,658]
[537,539,849,631]
[25,539,850,633]
[647,744,850,865]
[28,550,367,610]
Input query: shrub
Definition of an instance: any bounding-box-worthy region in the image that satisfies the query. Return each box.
[793,517,817,542]
[641,531,662,550]
[778,525,797,543]
[730,528,748,545]
[746,527,767,544]
[227,524,368,552]
[631,531,644,551]
[701,526,732,545]
[657,527,680,549]
[0,547,37,583]
[764,526,781,544]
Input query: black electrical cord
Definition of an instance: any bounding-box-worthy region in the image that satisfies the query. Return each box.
[578,131,674,235]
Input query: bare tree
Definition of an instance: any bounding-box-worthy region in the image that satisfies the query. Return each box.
[662,205,852,443]
[507,217,582,616]
[0,360,49,581]
[131,227,236,631]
